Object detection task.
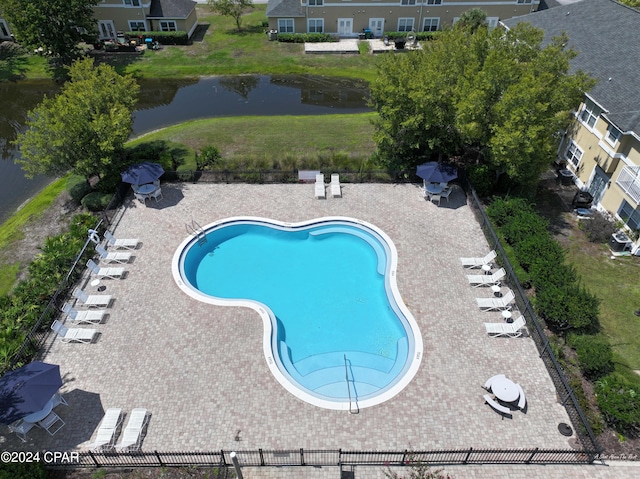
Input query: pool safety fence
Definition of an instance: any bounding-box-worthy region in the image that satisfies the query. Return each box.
[463,181,602,457]
[45,447,600,469]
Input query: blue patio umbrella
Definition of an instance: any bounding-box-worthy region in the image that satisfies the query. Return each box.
[0,361,62,425]
[416,162,458,184]
[120,162,165,186]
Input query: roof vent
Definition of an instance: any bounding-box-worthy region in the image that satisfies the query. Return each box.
[608,77,612,82]
[566,11,570,15]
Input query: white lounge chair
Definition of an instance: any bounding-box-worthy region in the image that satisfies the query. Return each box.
[467,268,506,287]
[95,244,132,264]
[483,394,512,418]
[516,383,527,409]
[62,302,106,324]
[37,411,65,436]
[116,408,149,451]
[314,173,326,199]
[483,374,505,391]
[330,174,341,197]
[460,250,497,269]
[87,259,125,280]
[104,231,139,250]
[484,316,527,338]
[476,289,515,311]
[8,419,36,442]
[89,408,122,451]
[72,288,112,308]
[51,319,97,343]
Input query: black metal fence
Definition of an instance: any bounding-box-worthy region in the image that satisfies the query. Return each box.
[47,447,598,468]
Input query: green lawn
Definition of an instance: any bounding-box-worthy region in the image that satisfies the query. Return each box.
[566,242,640,371]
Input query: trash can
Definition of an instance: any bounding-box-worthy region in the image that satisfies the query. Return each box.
[358,33,366,40]
[267,30,278,41]
[364,28,373,39]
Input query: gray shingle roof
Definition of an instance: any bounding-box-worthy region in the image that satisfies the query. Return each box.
[148,0,197,19]
[266,0,305,18]
[503,0,640,134]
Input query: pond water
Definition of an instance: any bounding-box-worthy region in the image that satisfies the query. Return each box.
[0,75,371,224]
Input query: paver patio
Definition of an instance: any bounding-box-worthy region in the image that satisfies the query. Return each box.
[4,183,579,453]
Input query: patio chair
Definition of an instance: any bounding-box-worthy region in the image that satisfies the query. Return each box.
[484,316,526,338]
[116,408,149,451]
[516,383,527,410]
[87,259,125,280]
[104,231,140,250]
[8,419,36,442]
[89,408,122,451]
[460,250,496,269]
[315,173,326,199]
[134,192,147,203]
[72,288,112,308]
[467,268,506,287]
[440,186,453,203]
[62,302,106,324]
[431,194,441,206]
[483,374,505,391]
[51,320,97,344]
[330,174,342,198]
[483,394,512,419]
[51,392,68,408]
[476,289,515,311]
[95,244,132,264]
[150,188,163,202]
[37,411,65,436]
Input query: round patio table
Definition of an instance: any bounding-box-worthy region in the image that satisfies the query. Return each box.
[425,183,445,195]
[491,376,519,403]
[137,183,157,195]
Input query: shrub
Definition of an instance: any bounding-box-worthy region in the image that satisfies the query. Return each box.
[383,32,439,42]
[81,192,112,212]
[0,461,48,479]
[277,33,335,43]
[515,232,564,272]
[126,30,189,45]
[66,175,92,203]
[568,334,614,379]
[196,146,222,170]
[535,283,600,333]
[466,163,495,197]
[596,374,640,435]
[579,211,618,243]
[486,197,532,229]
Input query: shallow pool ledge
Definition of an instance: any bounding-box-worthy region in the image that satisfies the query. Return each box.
[171,216,423,411]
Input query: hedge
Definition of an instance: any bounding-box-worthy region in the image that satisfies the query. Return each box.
[126,30,189,45]
[66,175,92,203]
[568,334,614,380]
[596,374,640,434]
[277,33,336,43]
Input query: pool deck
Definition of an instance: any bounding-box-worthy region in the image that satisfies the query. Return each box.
[3,183,637,477]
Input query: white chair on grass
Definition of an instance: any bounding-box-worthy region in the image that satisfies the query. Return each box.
[86,259,125,280]
[95,244,132,264]
[467,268,506,287]
[8,420,36,442]
[104,231,140,250]
[62,302,106,324]
[483,316,527,338]
[460,250,497,269]
[116,408,149,451]
[51,320,97,344]
[72,288,112,308]
[37,411,65,436]
[330,174,342,197]
[314,173,326,199]
[476,289,515,311]
[89,408,122,451]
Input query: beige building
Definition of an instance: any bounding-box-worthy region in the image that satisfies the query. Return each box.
[266,0,539,37]
[0,0,199,41]
[504,0,640,253]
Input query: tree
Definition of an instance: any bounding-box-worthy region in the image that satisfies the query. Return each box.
[15,58,139,189]
[0,0,98,67]
[208,0,254,31]
[369,23,595,193]
[455,8,488,33]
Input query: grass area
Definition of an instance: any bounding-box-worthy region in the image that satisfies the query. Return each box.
[565,242,640,371]
[95,7,378,82]
[128,113,377,169]
[0,177,66,295]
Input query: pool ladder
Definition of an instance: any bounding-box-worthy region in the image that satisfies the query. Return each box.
[186,220,206,245]
[344,355,359,414]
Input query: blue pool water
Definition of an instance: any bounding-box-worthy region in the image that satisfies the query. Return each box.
[175,218,422,409]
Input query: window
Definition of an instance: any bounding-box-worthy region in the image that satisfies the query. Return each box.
[278,19,294,33]
[0,20,11,38]
[565,141,583,167]
[398,18,415,32]
[401,0,416,5]
[423,18,439,32]
[426,0,442,5]
[124,0,141,5]
[618,200,640,230]
[486,17,499,29]
[308,19,324,33]
[605,124,622,146]
[579,99,600,128]
[616,166,640,205]
[516,0,532,3]
[159,21,177,32]
[129,21,146,32]
[308,0,323,5]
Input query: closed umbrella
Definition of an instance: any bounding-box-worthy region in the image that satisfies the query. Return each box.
[120,162,165,185]
[0,361,62,424]
[416,162,458,184]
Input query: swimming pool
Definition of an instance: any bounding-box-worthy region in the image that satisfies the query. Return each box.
[172,217,423,410]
